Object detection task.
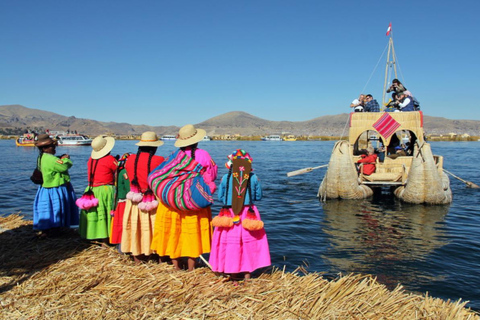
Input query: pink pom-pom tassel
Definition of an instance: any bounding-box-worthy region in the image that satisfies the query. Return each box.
[132,193,143,203]
[138,202,146,211]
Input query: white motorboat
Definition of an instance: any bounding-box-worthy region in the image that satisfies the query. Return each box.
[56,134,92,146]
[262,135,282,141]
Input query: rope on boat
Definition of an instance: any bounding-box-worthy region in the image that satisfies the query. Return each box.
[340,116,350,141]
[361,42,389,94]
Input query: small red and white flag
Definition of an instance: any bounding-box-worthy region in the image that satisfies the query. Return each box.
[386,23,392,36]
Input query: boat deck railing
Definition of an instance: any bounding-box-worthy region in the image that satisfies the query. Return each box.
[357,155,412,186]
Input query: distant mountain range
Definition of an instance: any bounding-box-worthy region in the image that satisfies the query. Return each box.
[1,104,479,137]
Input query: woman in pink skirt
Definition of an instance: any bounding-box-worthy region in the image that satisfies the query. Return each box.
[209,149,271,280]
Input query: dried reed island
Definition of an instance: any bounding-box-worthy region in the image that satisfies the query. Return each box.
[1,215,478,319]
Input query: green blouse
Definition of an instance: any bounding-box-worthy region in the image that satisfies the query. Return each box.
[39,153,73,188]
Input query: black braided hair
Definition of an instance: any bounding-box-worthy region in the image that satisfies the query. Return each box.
[181,143,198,160]
[223,166,233,205]
[131,148,142,187]
[36,148,44,170]
[246,172,254,208]
[132,146,157,189]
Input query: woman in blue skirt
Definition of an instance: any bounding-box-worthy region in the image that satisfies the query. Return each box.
[33,134,79,237]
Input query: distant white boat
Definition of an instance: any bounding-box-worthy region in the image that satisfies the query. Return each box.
[56,134,92,146]
[262,135,282,141]
[202,135,212,141]
[161,135,176,141]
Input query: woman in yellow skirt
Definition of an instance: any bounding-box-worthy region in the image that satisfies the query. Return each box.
[121,132,164,263]
[151,124,217,271]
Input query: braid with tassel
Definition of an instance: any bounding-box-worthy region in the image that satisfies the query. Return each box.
[242,172,264,231]
[126,148,145,203]
[211,167,234,228]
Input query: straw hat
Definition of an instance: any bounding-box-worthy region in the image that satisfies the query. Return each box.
[136,131,164,147]
[91,135,115,159]
[174,124,206,148]
[35,134,57,147]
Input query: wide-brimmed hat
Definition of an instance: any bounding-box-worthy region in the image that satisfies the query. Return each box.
[35,134,57,147]
[136,131,164,147]
[174,124,206,148]
[91,135,115,159]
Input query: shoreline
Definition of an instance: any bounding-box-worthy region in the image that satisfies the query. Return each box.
[3,136,480,142]
[1,214,478,319]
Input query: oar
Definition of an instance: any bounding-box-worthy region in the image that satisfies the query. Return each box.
[443,169,480,188]
[199,254,212,270]
[287,164,328,177]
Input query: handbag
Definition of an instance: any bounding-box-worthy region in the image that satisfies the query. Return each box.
[30,155,43,185]
[30,168,43,185]
[148,149,213,211]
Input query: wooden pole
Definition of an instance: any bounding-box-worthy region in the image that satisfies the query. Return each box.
[287,164,328,177]
[443,169,480,188]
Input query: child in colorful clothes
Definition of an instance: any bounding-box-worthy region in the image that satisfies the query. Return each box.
[209,149,271,281]
[109,153,131,248]
[78,135,117,242]
[33,134,79,237]
[121,132,164,263]
[151,124,217,271]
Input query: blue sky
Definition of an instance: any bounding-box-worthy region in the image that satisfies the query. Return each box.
[1,1,479,126]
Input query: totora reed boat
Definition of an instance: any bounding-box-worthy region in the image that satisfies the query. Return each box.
[317,111,452,204]
[317,26,452,205]
[15,133,36,147]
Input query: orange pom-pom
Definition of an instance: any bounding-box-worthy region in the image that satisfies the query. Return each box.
[212,216,234,228]
[242,219,264,231]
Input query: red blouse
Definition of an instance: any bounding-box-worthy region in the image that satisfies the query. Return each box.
[87,155,118,187]
[357,154,378,175]
[125,153,164,191]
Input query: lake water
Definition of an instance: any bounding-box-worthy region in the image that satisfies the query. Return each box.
[2,139,480,310]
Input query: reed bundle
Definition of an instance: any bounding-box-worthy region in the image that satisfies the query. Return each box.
[318,140,373,200]
[1,214,477,319]
[395,142,452,204]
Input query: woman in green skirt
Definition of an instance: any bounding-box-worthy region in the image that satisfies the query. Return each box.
[78,135,117,241]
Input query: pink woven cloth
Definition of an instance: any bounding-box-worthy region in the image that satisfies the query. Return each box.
[184,148,218,193]
[373,113,400,139]
[209,206,271,274]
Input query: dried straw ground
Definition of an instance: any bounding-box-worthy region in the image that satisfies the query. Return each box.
[1,214,478,320]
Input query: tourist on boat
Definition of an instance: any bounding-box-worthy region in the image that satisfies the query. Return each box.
[364,94,380,112]
[357,146,377,175]
[209,149,271,281]
[385,93,399,112]
[109,152,131,249]
[387,146,407,159]
[394,91,415,111]
[350,94,365,112]
[375,144,386,162]
[78,135,117,242]
[404,90,421,110]
[386,78,407,94]
[33,134,78,237]
[386,134,401,155]
[121,132,164,263]
[150,124,217,271]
